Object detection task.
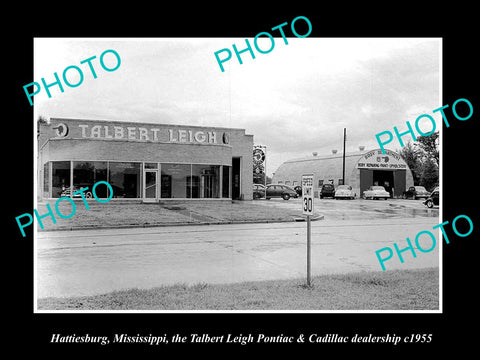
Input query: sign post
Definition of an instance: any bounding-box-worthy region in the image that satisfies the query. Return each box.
[302,174,314,287]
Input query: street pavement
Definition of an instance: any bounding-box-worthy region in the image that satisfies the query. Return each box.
[37,199,440,298]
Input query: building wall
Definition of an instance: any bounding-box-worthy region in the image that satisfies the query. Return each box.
[38,118,254,200]
[45,139,233,165]
[228,132,254,200]
[273,149,414,198]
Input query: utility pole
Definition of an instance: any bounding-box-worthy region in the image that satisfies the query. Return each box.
[342,128,346,185]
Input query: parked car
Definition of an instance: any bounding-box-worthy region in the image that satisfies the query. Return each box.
[253,184,266,199]
[265,184,298,200]
[423,189,439,208]
[402,186,430,200]
[363,186,390,200]
[319,183,335,199]
[60,186,93,198]
[293,185,302,196]
[334,185,356,200]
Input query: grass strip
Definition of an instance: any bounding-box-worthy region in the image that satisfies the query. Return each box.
[37,200,299,231]
[38,267,438,311]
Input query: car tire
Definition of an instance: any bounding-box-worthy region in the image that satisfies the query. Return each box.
[85,192,93,198]
[253,193,260,200]
[426,200,433,208]
[402,194,406,199]
[282,193,290,200]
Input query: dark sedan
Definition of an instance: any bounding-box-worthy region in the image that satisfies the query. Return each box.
[402,186,430,200]
[294,185,302,196]
[319,183,335,199]
[265,184,298,200]
[423,189,439,208]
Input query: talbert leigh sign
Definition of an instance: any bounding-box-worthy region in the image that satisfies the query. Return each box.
[54,122,228,145]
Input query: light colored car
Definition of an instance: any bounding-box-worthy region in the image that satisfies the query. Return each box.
[334,185,356,199]
[253,184,266,199]
[363,185,390,200]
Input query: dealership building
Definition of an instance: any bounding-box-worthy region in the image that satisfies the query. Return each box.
[272,147,414,198]
[38,118,253,201]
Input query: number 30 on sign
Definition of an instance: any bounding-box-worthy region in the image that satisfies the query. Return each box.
[302,174,314,215]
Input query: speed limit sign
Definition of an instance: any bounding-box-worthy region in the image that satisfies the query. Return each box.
[302,174,314,287]
[302,174,314,215]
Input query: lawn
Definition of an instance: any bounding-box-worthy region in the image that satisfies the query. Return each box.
[37,268,439,311]
[36,200,301,231]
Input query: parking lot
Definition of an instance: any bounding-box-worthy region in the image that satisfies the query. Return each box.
[251,197,439,221]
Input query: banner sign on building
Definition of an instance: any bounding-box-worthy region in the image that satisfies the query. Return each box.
[253,145,266,178]
[356,149,407,170]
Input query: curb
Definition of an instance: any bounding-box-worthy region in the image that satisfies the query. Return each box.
[37,214,325,232]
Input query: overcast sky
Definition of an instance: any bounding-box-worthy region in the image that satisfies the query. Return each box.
[34,37,441,176]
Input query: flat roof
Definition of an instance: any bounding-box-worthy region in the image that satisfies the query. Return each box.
[49,117,251,133]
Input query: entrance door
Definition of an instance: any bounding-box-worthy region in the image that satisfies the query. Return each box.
[359,169,373,198]
[143,170,158,202]
[232,157,241,200]
[373,170,394,197]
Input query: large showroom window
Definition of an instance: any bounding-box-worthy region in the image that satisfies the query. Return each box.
[222,165,230,198]
[160,163,191,198]
[45,161,231,200]
[191,165,220,198]
[43,162,49,198]
[108,162,141,198]
[51,161,70,198]
[73,161,108,198]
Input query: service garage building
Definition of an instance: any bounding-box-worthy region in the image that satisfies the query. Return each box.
[38,118,253,201]
[272,148,414,198]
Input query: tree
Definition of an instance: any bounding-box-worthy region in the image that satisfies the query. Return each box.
[416,131,439,167]
[37,115,49,138]
[398,141,422,185]
[253,173,272,185]
[419,157,439,191]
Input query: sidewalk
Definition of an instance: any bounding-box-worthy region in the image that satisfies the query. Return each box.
[36,200,323,232]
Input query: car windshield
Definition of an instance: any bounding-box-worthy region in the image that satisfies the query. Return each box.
[323,184,334,189]
[371,186,385,190]
[337,185,351,190]
[415,186,427,191]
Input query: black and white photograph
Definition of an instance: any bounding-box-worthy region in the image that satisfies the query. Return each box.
[31,36,442,312]
[8,6,478,355]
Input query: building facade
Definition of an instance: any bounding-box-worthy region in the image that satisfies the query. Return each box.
[38,118,253,201]
[272,148,414,198]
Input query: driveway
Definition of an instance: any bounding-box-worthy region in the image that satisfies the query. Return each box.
[251,197,439,221]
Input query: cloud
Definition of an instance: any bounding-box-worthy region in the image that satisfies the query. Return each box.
[34,38,440,176]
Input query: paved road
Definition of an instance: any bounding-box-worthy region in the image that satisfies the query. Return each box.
[37,216,440,298]
[251,197,439,221]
